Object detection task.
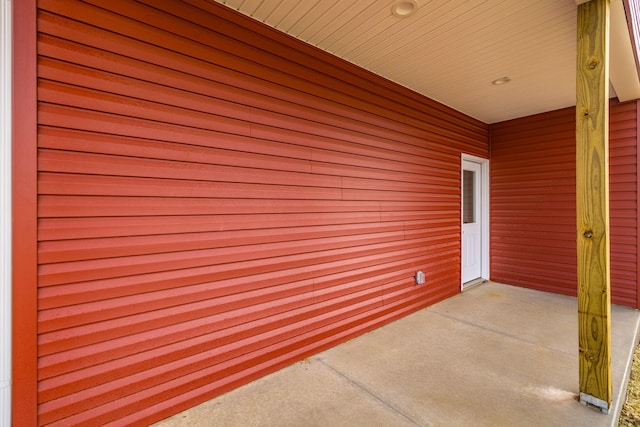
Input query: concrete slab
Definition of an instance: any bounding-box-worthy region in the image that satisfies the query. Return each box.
[153,282,640,427]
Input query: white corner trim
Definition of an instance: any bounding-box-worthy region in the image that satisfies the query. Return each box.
[1,0,12,425]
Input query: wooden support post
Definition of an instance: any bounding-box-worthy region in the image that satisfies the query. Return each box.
[576,0,612,413]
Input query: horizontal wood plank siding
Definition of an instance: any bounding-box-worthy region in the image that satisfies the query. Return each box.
[490,100,638,307]
[36,1,488,425]
[610,101,639,306]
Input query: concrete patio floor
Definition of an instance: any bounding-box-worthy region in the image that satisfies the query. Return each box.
[153,282,640,427]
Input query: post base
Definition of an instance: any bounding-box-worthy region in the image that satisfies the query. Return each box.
[579,392,610,414]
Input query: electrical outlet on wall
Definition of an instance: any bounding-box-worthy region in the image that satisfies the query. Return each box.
[415,271,425,285]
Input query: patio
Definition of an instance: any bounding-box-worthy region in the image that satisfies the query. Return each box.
[153,282,640,427]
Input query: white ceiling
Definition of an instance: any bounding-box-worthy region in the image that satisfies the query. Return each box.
[214,0,640,124]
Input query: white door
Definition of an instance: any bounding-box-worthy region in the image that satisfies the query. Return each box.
[462,160,482,283]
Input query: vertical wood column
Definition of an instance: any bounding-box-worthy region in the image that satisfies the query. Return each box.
[576,0,612,413]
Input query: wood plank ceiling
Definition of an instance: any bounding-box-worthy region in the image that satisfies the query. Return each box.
[213,0,639,124]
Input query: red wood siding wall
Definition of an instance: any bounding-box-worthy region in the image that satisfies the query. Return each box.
[610,101,640,306]
[36,0,488,424]
[490,100,639,307]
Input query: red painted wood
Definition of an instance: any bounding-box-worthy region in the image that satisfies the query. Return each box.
[610,101,640,308]
[33,0,488,424]
[12,0,39,425]
[490,101,639,307]
[36,2,482,158]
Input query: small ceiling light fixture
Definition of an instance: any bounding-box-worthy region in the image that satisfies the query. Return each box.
[491,77,512,86]
[392,0,418,18]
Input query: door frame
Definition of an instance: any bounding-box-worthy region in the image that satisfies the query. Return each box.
[461,154,490,290]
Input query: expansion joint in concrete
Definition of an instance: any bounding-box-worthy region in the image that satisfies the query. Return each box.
[315,358,424,427]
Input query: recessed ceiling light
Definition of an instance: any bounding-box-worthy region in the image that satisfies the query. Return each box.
[392,0,418,18]
[491,77,512,86]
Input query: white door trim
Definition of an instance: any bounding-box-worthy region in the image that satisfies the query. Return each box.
[461,154,489,290]
[1,0,11,424]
